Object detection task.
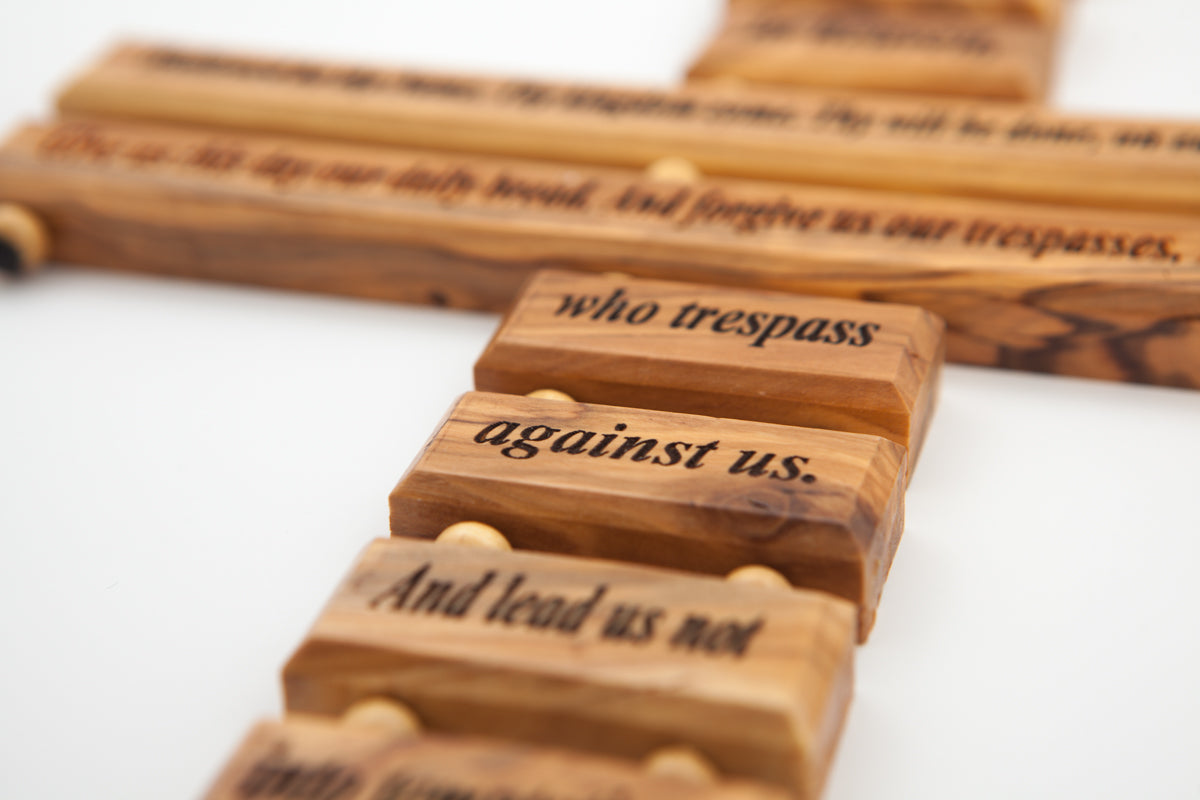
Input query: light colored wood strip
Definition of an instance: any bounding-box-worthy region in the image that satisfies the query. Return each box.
[475,270,944,478]
[55,42,1200,214]
[283,538,856,799]
[2,117,1197,387]
[692,1,1055,101]
[203,717,790,800]
[387,392,905,639]
[729,0,1063,25]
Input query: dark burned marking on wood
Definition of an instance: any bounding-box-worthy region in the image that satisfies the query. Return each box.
[860,282,1200,389]
[552,285,882,350]
[238,743,361,800]
[469,418,818,483]
[669,614,765,657]
[1000,283,1200,387]
[1110,315,1200,389]
[359,561,767,658]
[372,769,636,800]
[744,11,1000,58]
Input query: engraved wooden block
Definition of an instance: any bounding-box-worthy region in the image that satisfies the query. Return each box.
[55,43,1200,215]
[2,117,1198,388]
[388,392,905,638]
[691,1,1055,101]
[729,0,1062,25]
[475,271,944,478]
[282,538,856,799]
[204,717,792,800]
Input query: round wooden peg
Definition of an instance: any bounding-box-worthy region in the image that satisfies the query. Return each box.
[645,157,701,183]
[0,203,50,277]
[725,564,792,591]
[525,388,575,402]
[341,697,422,737]
[643,745,719,784]
[436,521,513,551]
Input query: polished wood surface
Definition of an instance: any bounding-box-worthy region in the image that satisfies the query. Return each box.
[204,717,791,800]
[388,392,906,639]
[476,271,944,476]
[729,0,1062,25]
[56,42,1200,214]
[691,1,1055,101]
[283,538,857,798]
[2,117,1197,387]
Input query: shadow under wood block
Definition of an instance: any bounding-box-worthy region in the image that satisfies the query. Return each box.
[283,539,855,800]
[388,392,906,640]
[475,270,944,480]
[690,1,1056,101]
[2,117,1196,387]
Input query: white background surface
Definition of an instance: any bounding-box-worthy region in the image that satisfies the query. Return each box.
[1,2,1198,798]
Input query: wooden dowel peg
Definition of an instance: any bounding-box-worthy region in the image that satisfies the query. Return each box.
[525,388,575,403]
[645,157,702,183]
[726,565,792,591]
[644,745,721,784]
[0,203,50,277]
[340,697,422,737]
[435,521,512,551]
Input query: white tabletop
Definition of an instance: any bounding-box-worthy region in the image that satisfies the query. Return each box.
[1,2,1198,798]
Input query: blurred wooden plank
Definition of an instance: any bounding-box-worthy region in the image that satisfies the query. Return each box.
[728,0,1062,25]
[691,1,1055,101]
[55,42,1200,214]
[204,717,791,800]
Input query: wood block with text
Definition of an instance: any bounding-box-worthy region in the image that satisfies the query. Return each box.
[55,42,1200,215]
[388,392,906,639]
[691,1,1055,101]
[203,718,792,800]
[728,0,1062,25]
[475,271,944,478]
[2,117,1197,388]
[283,538,856,799]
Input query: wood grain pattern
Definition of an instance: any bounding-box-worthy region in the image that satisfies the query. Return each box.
[283,538,856,799]
[691,1,1055,101]
[729,0,1062,25]
[55,43,1200,215]
[2,117,1197,387]
[203,717,792,800]
[387,392,905,639]
[475,271,944,478]
[3,117,1198,387]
